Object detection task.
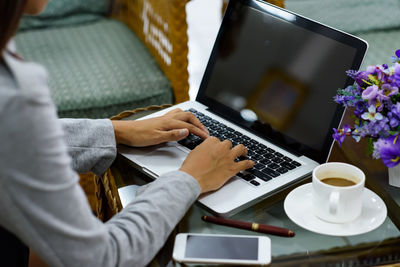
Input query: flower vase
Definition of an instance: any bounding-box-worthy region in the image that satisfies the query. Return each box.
[388,164,400,187]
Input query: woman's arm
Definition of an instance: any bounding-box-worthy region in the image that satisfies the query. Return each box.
[60,118,117,176]
[60,108,210,176]
[0,90,200,267]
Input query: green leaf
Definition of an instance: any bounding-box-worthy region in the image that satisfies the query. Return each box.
[368,75,380,85]
[365,138,375,156]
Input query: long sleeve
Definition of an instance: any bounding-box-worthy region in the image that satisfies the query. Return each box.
[60,118,117,175]
[0,87,201,267]
[0,55,201,267]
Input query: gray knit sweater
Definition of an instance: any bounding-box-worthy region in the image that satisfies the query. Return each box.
[0,45,200,267]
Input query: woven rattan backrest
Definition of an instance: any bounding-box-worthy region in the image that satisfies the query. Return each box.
[222,0,285,14]
[264,0,284,8]
[112,0,284,105]
[112,0,191,104]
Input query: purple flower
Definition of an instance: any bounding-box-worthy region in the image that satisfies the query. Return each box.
[394,63,400,87]
[346,70,358,79]
[354,101,368,117]
[381,83,398,97]
[351,125,362,142]
[334,85,360,106]
[366,65,377,75]
[373,138,386,159]
[347,70,370,87]
[377,135,400,167]
[359,117,390,138]
[388,103,400,128]
[333,49,400,168]
[361,105,383,121]
[361,85,379,104]
[375,66,387,82]
[332,125,352,146]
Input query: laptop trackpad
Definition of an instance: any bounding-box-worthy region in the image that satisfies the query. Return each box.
[136,145,188,176]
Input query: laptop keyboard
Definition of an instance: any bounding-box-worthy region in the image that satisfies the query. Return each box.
[178,109,302,186]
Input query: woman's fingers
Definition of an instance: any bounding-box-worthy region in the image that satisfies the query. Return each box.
[230,144,248,159]
[171,111,209,134]
[168,119,209,139]
[234,160,254,173]
[164,109,210,139]
[221,139,233,149]
[165,108,183,115]
[159,128,190,143]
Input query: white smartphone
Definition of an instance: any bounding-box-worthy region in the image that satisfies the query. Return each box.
[172,233,271,265]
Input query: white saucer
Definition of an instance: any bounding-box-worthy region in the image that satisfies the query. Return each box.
[284,183,387,236]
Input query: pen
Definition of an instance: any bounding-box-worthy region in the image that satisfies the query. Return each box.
[201,215,295,237]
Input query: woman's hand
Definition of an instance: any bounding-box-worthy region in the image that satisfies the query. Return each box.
[180,137,254,193]
[111,108,209,147]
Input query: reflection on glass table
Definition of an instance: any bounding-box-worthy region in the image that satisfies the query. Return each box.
[115,153,400,266]
[113,108,400,266]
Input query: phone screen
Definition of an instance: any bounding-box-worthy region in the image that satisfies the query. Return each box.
[184,235,258,260]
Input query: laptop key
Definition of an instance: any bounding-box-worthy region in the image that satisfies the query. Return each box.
[257,144,268,150]
[251,154,263,161]
[276,167,289,174]
[178,138,192,147]
[187,142,197,150]
[254,163,265,170]
[247,150,256,156]
[266,148,275,153]
[259,158,271,165]
[268,163,280,169]
[283,156,292,162]
[292,161,302,167]
[263,152,274,159]
[250,180,260,186]
[261,167,280,178]
[255,148,265,154]
[281,161,296,170]
[232,137,242,143]
[247,169,272,181]
[271,157,284,163]
[242,174,255,181]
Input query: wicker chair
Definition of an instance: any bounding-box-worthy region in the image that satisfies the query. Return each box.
[222,0,285,12]
[16,0,191,118]
[112,0,191,104]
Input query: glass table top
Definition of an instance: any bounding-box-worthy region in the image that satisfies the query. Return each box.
[176,182,400,266]
[172,137,400,266]
[116,151,400,266]
[115,109,400,266]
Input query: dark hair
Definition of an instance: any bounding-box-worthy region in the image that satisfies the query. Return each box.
[0,0,27,58]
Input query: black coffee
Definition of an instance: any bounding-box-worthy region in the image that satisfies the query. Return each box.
[321,177,356,187]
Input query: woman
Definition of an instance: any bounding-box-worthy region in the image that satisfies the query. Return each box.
[0,0,253,266]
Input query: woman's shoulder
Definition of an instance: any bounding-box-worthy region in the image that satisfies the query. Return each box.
[0,62,22,106]
[0,52,52,110]
[1,50,50,93]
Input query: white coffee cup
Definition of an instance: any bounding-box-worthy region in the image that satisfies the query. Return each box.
[312,162,365,223]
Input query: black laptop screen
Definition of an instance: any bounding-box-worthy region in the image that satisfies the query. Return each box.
[196,0,367,163]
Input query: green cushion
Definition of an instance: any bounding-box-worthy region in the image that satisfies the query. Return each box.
[285,0,400,34]
[19,0,110,31]
[285,0,400,69]
[15,19,173,118]
[358,29,400,68]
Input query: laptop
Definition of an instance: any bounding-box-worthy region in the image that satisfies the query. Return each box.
[119,0,368,217]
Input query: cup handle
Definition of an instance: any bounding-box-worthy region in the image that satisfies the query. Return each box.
[329,191,340,215]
